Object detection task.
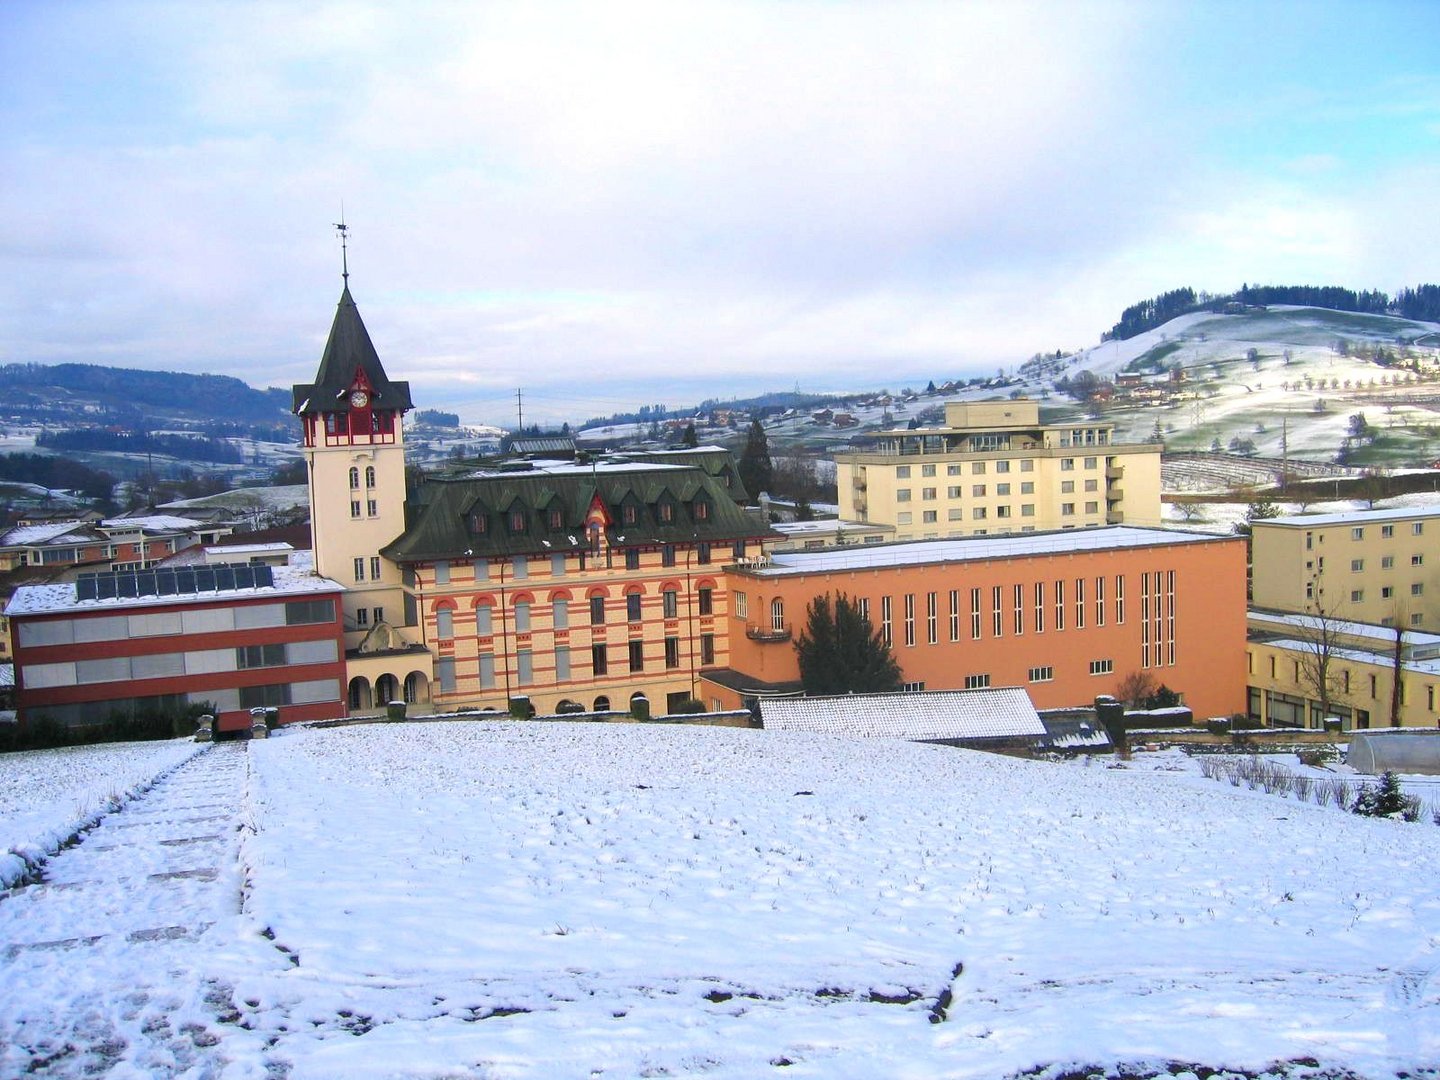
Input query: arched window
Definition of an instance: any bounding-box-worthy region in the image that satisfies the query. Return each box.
[365,466,376,488]
[349,467,360,490]
[771,597,785,632]
[593,695,611,712]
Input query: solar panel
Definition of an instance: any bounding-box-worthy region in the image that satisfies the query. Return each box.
[117,574,139,598]
[214,565,236,591]
[254,565,275,588]
[154,569,178,596]
[194,568,216,592]
[97,577,118,600]
[133,569,158,596]
[76,577,98,602]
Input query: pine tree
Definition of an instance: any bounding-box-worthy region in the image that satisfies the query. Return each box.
[795,593,902,695]
[1353,771,1406,817]
[737,419,773,500]
[681,423,698,448]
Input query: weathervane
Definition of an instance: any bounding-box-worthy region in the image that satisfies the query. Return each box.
[334,209,350,284]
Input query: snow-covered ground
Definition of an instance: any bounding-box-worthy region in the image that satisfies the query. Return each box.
[0,738,202,887]
[3,723,1438,1078]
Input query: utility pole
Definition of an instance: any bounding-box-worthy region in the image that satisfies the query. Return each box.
[515,389,524,433]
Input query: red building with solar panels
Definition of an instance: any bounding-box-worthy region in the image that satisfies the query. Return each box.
[7,563,347,733]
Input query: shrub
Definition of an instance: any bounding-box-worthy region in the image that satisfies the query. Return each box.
[669,698,707,715]
[1353,771,1407,818]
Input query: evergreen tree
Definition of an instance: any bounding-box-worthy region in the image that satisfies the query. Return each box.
[1352,771,1406,817]
[795,593,902,695]
[681,422,698,448]
[737,419,773,499]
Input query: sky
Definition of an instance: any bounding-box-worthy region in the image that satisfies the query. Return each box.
[3,1,1440,428]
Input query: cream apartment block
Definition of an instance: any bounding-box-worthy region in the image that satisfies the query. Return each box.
[834,401,1163,540]
[1251,506,1438,631]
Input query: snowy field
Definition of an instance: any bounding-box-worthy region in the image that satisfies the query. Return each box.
[3,722,1439,1078]
[0,738,201,887]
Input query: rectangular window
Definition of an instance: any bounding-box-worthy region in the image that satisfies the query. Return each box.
[881,595,893,647]
[1061,458,1075,471]
[555,645,571,682]
[1084,456,1097,469]
[1382,525,1395,538]
[436,657,456,694]
[947,464,962,476]
[1415,522,1425,535]
[1084,479,1098,493]
[1352,527,1365,540]
[991,585,1003,637]
[698,586,714,616]
[552,554,567,577]
[1061,502,1075,516]
[357,608,369,626]
[896,465,911,479]
[592,643,608,676]
[628,640,644,673]
[1413,554,1425,566]
[922,487,937,500]
[516,648,533,685]
[478,653,495,689]
[354,557,365,582]
[1061,480,1075,494]
[1413,583,1425,596]
[973,484,987,497]
[897,489,912,502]
[996,460,1010,473]
[973,507,988,520]
[1013,584,1024,635]
[662,545,676,567]
[1351,559,1364,572]
[665,636,680,669]
[921,464,936,477]
[1085,501,1099,514]
[552,598,568,630]
[926,592,938,644]
[735,591,748,618]
[1089,659,1114,675]
[474,559,489,581]
[350,500,361,519]
[1383,555,1395,569]
[514,601,531,633]
[903,594,915,646]
[700,633,715,665]
[1075,577,1085,629]
[949,589,960,642]
[366,499,378,517]
[1115,575,1125,624]
[475,605,493,636]
[1382,586,1395,598]
[626,593,643,622]
[922,510,937,524]
[663,590,678,619]
[625,549,641,570]
[1034,581,1044,633]
[1028,666,1054,682]
[436,608,454,639]
[590,595,605,624]
[1095,576,1105,626]
[512,557,528,580]
[996,483,1010,496]
[972,462,986,475]
[970,587,982,639]
[697,542,711,564]
[1351,589,1364,603]
[236,643,287,669]
[964,673,991,689]
[1055,579,1065,631]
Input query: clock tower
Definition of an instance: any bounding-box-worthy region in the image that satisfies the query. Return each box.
[292,274,414,653]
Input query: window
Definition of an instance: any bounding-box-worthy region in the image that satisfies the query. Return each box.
[1034,581,1044,633]
[349,467,360,489]
[922,509,938,524]
[592,643,608,675]
[1351,559,1364,572]
[973,507,988,520]
[365,466,376,488]
[1084,457,1097,469]
[947,485,962,498]
[1055,579,1065,631]
[622,504,638,525]
[921,464,936,477]
[662,545,676,567]
[1415,522,1425,536]
[897,489,912,502]
[1021,504,1035,517]
[512,557,528,580]
[948,590,960,641]
[555,645,571,682]
[991,585,1003,637]
[434,560,451,585]
[1020,460,1034,472]
[903,594,915,646]
[771,597,785,632]
[628,640,644,673]
[700,633,715,665]
[509,509,526,533]
[1089,659,1114,675]
[1351,589,1364,603]
[436,608,454,639]
[1084,479,1098,493]
[1020,481,1034,494]
[735,591,748,618]
[1095,576,1105,626]
[1085,502,1098,514]
[964,673,991,689]
[973,484,987,497]
[926,592,938,644]
[1382,586,1395,599]
[694,500,710,521]
[1075,577,1085,628]
[366,499,379,517]
[947,464,962,476]
[658,502,674,524]
[897,512,913,525]
[475,604,493,636]
[1383,556,1395,569]
[1061,458,1075,471]
[357,608,369,626]
[514,600,531,633]
[972,462,986,475]
[1413,583,1425,596]
[901,681,926,692]
[589,595,606,624]
[1028,666,1054,683]
[1061,503,1075,516]
[996,461,1010,474]
[970,588,981,639]
[922,487,937,500]
[625,549,640,570]
[237,643,286,669]
[516,648,533,685]
[1413,554,1425,566]
[896,465,911,479]
[1382,525,1395,538]
[553,598,568,629]
[996,483,1010,496]
[1352,527,1365,540]
[698,586,714,616]
[353,558,365,582]
[1061,481,1075,494]
[548,508,564,531]
[947,508,964,521]
[1115,575,1125,624]
[1013,584,1024,635]
[663,589,678,619]
[350,500,361,519]
[882,595,893,646]
[664,636,680,669]
[627,593,643,622]
[552,553,566,577]
[697,543,711,564]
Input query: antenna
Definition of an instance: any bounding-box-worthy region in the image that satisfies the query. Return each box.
[516,388,524,432]
[334,209,350,284]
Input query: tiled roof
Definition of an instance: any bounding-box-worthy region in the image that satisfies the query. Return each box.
[759,688,1044,742]
[738,526,1231,577]
[383,458,778,563]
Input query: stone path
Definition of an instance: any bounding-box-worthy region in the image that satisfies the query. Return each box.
[0,742,276,1077]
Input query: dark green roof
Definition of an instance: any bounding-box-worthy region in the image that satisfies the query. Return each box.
[292,286,413,415]
[611,447,749,503]
[382,462,777,563]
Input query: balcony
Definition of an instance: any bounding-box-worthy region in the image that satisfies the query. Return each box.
[1106,465,1124,481]
[746,624,792,644]
[1107,486,1123,501]
[1107,510,1124,524]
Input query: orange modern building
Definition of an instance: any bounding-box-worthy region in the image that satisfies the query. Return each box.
[713,526,1248,721]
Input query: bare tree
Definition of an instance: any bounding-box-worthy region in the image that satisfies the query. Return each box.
[1294,570,1349,727]
[1389,621,1405,728]
[1113,670,1158,710]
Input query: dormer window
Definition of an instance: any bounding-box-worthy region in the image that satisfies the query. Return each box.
[509,509,527,533]
[622,504,638,525]
[658,502,674,524]
[470,511,489,534]
[694,499,710,521]
[548,508,564,531]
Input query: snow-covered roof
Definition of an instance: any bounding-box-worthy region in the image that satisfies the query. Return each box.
[0,521,93,546]
[760,688,1044,742]
[98,515,207,533]
[1263,504,1440,528]
[741,526,1230,576]
[1248,609,1440,657]
[5,564,343,617]
[203,543,292,556]
[1259,638,1440,678]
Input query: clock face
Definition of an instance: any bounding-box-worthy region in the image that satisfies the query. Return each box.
[349,390,370,409]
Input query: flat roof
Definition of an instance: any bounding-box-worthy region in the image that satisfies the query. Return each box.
[736,526,1232,577]
[761,687,1044,741]
[772,519,890,537]
[5,564,343,617]
[1263,505,1440,528]
[1248,608,1440,649]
